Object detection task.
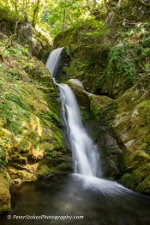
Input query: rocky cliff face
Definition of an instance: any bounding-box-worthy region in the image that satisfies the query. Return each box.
[54,0,150,193]
[67,78,150,193]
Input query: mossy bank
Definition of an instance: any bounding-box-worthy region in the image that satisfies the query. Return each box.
[0,11,71,213]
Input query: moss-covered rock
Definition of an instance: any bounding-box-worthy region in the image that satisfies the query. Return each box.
[66,79,90,110]
[0,31,71,212]
[65,79,122,178]
[54,2,150,191]
[55,0,150,98]
[0,172,11,213]
[66,77,150,192]
[93,82,150,192]
[89,94,113,121]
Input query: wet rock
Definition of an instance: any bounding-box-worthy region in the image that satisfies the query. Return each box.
[67,78,150,193]
[67,79,90,110]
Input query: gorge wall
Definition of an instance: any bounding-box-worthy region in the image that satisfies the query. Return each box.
[54,0,150,193]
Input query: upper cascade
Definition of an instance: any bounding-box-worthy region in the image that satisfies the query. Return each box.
[46,47,64,78]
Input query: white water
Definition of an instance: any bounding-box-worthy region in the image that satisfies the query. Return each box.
[59,83,101,176]
[45,48,132,195]
[46,47,64,79]
[46,48,100,177]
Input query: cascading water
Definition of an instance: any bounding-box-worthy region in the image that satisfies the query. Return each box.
[59,84,100,176]
[1,47,150,225]
[1,49,150,225]
[45,48,135,195]
[46,47,64,79]
[46,48,100,177]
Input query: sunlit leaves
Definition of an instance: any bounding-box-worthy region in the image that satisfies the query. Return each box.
[0,0,106,38]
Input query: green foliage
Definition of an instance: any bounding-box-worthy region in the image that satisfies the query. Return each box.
[145,142,150,155]
[41,0,107,37]
[0,30,69,188]
[6,93,29,110]
[0,45,29,58]
[0,0,105,38]
[0,5,20,22]
[141,47,150,58]
[108,43,136,81]
[97,43,137,97]
[54,0,150,99]
[0,97,30,136]
[0,0,39,23]
[141,37,150,48]
[0,139,8,169]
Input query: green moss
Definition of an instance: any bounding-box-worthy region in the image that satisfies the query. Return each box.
[137,175,150,193]
[120,163,150,192]
[52,0,150,194]
[141,37,150,48]
[120,173,136,189]
[0,30,70,205]
[56,162,72,172]
[145,142,150,155]
[67,80,90,110]
[99,43,137,97]
[0,173,11,213]
[66,70,150,193]
[36,164,52,176]
[54,0,150,98]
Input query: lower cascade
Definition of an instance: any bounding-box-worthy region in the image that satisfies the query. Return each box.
[59,83,100,177]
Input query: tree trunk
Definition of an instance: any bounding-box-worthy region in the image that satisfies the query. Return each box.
[11,0,18,14]
[62,0,67,31]
[93,0,97,8]
[86,0,90,10]
[23,0,30,21]
[32,0,40,28]
[117,0,122,7]
[104,0,109,11]
[8,18,21,47]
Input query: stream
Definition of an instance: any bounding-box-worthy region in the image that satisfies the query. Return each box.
[0,174,150,225]
[0,48,150,225]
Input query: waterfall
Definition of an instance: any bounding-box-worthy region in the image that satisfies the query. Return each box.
[46,47,64,79]
[60,84,101,176]
[45,48,134,195]
[46,48,101,177]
